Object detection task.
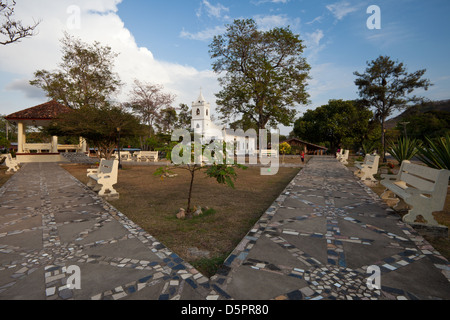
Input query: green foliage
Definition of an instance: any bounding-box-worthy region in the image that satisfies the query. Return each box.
[30,32,121,109]
[191,254,229,278]
[204,163,247,189]
[354,55,432,159]
[416,134,450,170]
[293,100,373,152]
[210,19,310,129]
[0,136,10,150]
[177,103,192,130]
[362,140,378,155]
[155,141,247,215]
[387,137,421,163]
[395,110,450,140]
[46,105,142,159]
[279,142,291,155]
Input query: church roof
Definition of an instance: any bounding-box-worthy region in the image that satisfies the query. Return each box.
[5,100,73,121]
[195,89,207,104]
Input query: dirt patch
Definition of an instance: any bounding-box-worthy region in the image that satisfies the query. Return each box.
[62,163,300,276]
[0,167,12,188]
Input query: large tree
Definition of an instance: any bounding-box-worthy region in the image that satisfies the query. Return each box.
[46,105,142,160]
[176,103,192,130]
[1,0,40,45]
[292,100,373,152]
[30,33,122,109]
[354,55,431,162]
[126,79,175,137]
[209,19,310,130]
[156,106,178,134]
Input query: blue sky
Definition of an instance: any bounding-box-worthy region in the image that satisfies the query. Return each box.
[1,0,449,134]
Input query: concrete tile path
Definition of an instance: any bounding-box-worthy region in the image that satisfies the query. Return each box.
[0,157,449,300]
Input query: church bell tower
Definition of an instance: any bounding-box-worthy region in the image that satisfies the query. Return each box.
[191,90,211,134]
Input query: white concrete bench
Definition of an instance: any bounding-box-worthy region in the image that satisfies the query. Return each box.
[86,159,119,198]
[355,154,380,182]
[1,153,20,174]
[136,151,158,162]
[24,143,52,153]
[336,149,344,159]
[338,150,349,165]
[113,151,133,162]
[380,160,450,226]
[260,149,278,157]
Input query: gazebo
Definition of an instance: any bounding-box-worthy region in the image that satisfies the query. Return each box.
[5,100,88,163]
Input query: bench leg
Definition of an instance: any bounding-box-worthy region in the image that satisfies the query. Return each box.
[360,171,376,182]
[98,183,118,197]
[6,167,17,174]
[381,189,400,207]
[403,207,440,226]
[87,178,96,189]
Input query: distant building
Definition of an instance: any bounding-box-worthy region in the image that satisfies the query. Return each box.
[191,91,257,156]
[282,138,328,155]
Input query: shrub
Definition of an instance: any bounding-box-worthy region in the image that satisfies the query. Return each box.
[387,137,421,164]
[416,134,450,170]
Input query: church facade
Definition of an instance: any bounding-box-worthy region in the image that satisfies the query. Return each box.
[190,91,257,157]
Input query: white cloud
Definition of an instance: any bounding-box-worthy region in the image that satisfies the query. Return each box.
[326,1,358,20]
[0,0,220,115]
[306,15,324,25]
[252,0,290,5]
[180,26,226,41]
[196,0,229,19]
[306,29,324,47]
[253,14,300,31]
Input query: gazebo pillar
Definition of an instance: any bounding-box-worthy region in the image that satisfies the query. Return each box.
[17,121,24,153]
[79,137,88,153]
[51,136,59,153]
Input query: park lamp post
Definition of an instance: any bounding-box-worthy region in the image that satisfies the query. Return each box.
[117,127,122,169]
[400,121,410,139]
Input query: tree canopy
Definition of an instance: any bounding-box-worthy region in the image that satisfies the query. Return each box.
[30,32,122,109]
[45,105,142,159]
[354,55,431,160]
[292,100,373,152]
[209,19,310,130]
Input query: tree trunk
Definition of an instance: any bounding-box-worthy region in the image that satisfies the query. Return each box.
[381,119,386,163]
[186,166,196,217]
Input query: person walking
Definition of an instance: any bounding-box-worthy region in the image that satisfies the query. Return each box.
[301,151,305,164]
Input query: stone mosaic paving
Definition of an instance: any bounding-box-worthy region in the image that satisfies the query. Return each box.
[0,157,449,300]
[0,163,219,300]
[210,157,450,300]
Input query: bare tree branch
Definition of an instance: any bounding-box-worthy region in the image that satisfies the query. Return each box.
[0,0,41,45]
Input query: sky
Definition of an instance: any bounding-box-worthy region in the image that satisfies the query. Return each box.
[1,0,449,135]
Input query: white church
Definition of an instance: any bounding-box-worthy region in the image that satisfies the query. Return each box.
[190,91,257,157]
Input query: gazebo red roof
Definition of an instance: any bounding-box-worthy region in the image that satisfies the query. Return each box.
[5,100,72,121]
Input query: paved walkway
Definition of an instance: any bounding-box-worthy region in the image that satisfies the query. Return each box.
[0,157,449,300]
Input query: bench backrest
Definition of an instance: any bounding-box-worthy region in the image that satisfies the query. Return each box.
[341,150,349,159]
[365,154,379,166]
[98,159,118,175]
[138,151,157,156]
[4,154,16,164]
[261,149,277,156]
[398,160,450,204]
